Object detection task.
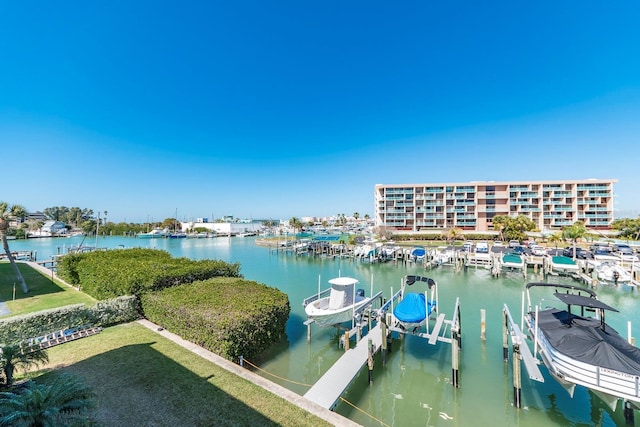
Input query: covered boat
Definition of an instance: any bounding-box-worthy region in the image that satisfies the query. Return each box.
[393,275,437,330]
[547,255,579,273]
[524,282,640,412]
[502,253,524,269]
[410,246,426,262]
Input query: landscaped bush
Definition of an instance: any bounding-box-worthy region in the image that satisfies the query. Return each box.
[140,277,290,362]
[56,248,241,299]
[0,296,139,344]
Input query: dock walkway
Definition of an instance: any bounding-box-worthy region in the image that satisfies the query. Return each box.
[304,323,383,410]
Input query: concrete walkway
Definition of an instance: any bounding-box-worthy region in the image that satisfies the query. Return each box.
[0,301,10,316]
[137,319,361,427]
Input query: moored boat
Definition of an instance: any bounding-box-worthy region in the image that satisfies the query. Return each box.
[502,253,524,269]
[547,255,579,273]
[392,275,438,331]
[410,246,426,262]
[524,282,640,411]
[137,228,169,239]
[595,261,632,284]
[303,277,373,327]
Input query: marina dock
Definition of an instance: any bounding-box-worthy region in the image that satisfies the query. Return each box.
[304,322,384,410]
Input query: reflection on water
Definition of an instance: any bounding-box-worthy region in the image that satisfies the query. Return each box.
[10,236,639,427]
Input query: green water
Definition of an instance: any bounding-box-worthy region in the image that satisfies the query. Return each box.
[9,236,640,426]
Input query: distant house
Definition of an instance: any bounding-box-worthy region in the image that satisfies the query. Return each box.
[42,220,67,234]
[29,220,67,237]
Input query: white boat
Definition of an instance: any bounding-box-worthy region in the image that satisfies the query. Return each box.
[595,261,632,284]
[379,243,399,261]
[432,246,455,265]
[524,283,640,411]
[137,228,169,239]
[303,277,373,327]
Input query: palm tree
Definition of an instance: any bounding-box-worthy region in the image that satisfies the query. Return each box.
[289,217,302,234]
[0,374,95,426]
[0,202,29,293]
[548,232,564,249]
[562,221,588,260]
[447,227,462,245]
[0,344,48,388]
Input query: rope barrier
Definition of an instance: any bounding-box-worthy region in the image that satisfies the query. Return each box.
[339,397,390,427]
[242,358,312,387]
[242,358,390,426]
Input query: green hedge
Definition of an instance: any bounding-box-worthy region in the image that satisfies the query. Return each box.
[0,296,139,344]
[56,248,241,299]
[140,278,290,362]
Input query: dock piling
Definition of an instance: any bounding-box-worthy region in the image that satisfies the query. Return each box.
[367,338,374,383]
[452,328,460,388]
[513,344,522,408]
[502,310,509,362]
[381,321,387,365]
[480,309,486,341]
[624,400,635,425]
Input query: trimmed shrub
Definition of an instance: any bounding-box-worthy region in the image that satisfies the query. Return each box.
[0,296,139,344]
[56,248,241,299]
[140,278,290,362]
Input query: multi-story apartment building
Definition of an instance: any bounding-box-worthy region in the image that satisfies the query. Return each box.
[374,179,617,233]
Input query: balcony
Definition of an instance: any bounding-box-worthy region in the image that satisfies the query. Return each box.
[425,188,444,193]
[577,184,611,191]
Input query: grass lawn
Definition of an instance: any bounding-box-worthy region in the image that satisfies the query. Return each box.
[0,262,96,317]
[29,323,330,427]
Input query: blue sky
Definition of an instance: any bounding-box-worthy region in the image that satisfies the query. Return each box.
[2,2,639,223]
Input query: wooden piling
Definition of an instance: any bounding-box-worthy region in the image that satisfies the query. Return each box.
[624,400,635,425]
[502,310,509,362]
[367,338,374,383]
[381,321,387,365]
[452,328,460,388]
[513,344,522,408]
[480,309,486,341]
[386,313,393,353]
[344,331,350,351]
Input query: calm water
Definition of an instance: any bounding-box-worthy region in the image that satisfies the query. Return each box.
[9,236,640,426]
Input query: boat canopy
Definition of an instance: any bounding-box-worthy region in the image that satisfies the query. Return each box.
[328,277,358,310]
[553,292,619,312]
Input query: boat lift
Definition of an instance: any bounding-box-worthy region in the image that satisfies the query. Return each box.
[303,275,462,411]
[378,275,463,387]
[502,301,544,409]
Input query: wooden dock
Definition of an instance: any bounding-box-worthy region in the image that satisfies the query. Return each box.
[304,322,384,410]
